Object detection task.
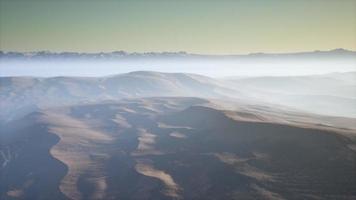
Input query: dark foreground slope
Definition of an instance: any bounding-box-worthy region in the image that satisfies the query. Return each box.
[1,97,355,200]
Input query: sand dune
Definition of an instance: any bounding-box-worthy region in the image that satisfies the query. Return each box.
[132,129,162,156]
[1,97,355,199]
[40,112,113,200]
[135,159,181,199]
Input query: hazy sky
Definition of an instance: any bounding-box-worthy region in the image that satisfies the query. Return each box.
[0,0,355,54]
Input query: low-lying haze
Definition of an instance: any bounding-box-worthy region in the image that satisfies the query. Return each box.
[1,49,355,77]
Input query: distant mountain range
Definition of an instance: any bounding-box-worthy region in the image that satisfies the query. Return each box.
[1,49,355,60]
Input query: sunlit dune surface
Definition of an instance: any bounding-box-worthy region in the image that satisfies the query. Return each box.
[157,122,193,130]
[132,129,163,156]
[40,112,113,200]
[87,176,108,200]
[135,159,181,199]
[251,184,284,200]
[6,189,24,198]
[214,153,273,181]
[112,114,132,128]
[169,131,187,139]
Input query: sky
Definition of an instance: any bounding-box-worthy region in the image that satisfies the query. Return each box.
[0,0,355,54]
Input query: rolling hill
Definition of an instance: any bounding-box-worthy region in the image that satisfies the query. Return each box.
[0,71,235,122]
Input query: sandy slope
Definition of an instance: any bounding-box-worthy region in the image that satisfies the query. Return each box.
[1,97,355,200]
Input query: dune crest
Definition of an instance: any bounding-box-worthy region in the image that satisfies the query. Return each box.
[135,159,181,199]
[41,112,113,200]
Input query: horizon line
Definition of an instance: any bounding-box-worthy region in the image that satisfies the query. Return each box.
[0,48,354,57]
